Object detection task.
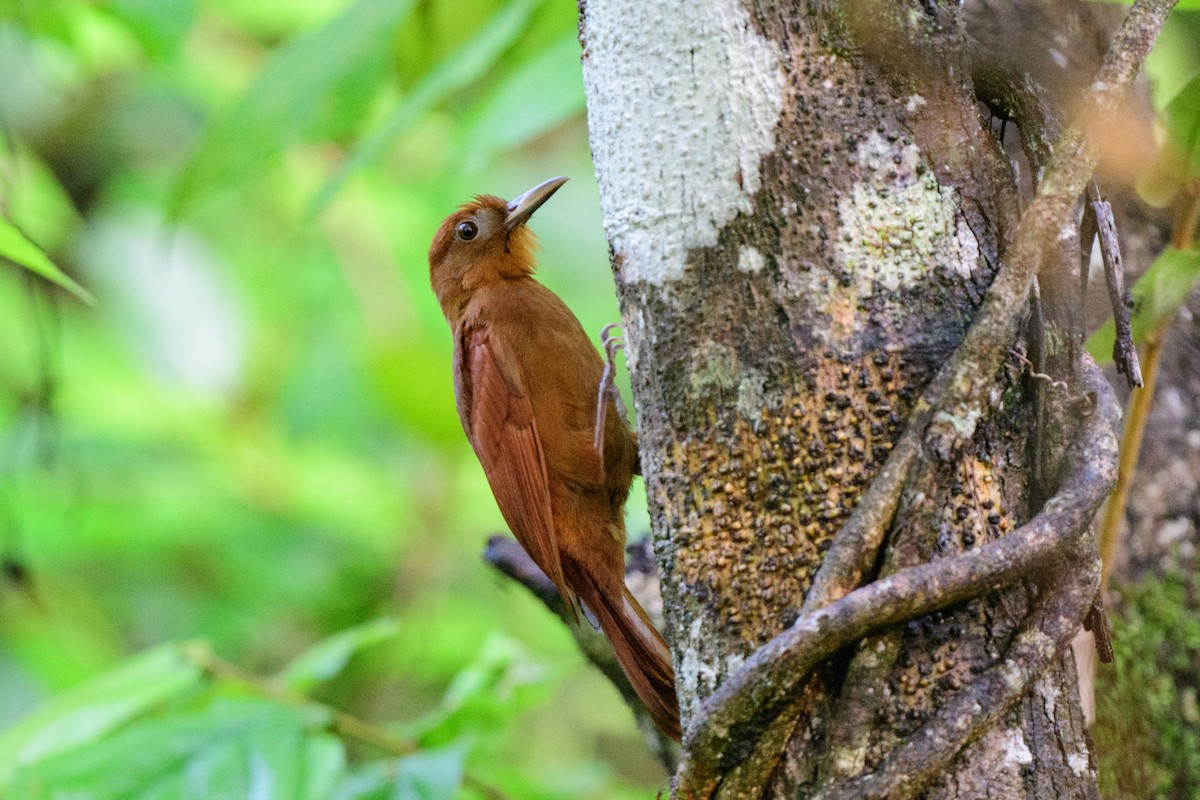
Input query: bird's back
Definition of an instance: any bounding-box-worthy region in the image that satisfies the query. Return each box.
[462,276,636,496]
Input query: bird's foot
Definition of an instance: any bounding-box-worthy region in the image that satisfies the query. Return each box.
[593,323,628,454]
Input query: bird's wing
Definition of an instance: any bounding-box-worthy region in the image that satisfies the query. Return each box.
[455,324,568,602]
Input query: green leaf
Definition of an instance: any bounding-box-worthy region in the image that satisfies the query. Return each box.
[308,0,545,215]
[0,644,202,782]
[7,698,343,800]
[302,735,350,800]
[1087,247,1200,362]
[0,213,95,304]
[1107,0,1200,8]
[332,745,466,800]
[394,746,466,800]
[460,32,585,171]
[405,633,549,746]
[1143,8,1200,110]
[1164,74,1200,177]
[98,0,198,60]
[276,618,401,693]
[171,0,416,214]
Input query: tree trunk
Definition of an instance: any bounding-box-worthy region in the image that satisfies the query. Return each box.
[578,1,1108,796]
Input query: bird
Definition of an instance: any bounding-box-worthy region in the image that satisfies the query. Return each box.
[428,176,681,741]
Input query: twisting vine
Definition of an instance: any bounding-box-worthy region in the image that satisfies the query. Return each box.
[673,0,1177,796]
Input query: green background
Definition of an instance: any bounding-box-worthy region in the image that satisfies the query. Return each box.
[0,0,659,797]
[1,1,1199,798]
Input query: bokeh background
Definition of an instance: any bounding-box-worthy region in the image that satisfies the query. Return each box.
[0,0,660,797]
[1,1,1199,798]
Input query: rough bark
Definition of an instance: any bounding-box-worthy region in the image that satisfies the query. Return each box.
[577,0,1165,797]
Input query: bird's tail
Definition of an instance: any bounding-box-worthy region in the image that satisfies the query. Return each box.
[569,565,682,741]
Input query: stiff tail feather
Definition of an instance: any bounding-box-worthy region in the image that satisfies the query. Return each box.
[571,567,682,741]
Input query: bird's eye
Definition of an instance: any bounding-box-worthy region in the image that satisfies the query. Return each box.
[455,221,478,241]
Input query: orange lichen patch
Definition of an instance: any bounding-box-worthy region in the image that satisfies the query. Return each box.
[939,454,1011,553]
[655,349,913,649]
[824,286,863,342]
[883,417,1027,734]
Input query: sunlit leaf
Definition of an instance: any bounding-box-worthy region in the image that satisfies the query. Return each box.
[302,736,350,800]
[1109,0,1200,8]
[1087,247,1200,362]
[6,698,341,800]
[97,0,197,60]
[1144,8,1200,109]
[1163,74,1200,177]
[405,633,550,746]
[0,214,94,304]
[332,745,466,800]
[460,32,585,171]
[308,0,545,215]
[277,618,401,693]
[0,0,82,47]
[171,0,416,215]
[203,0,350,34]
[0,645,202,782]
[394,746,466,800]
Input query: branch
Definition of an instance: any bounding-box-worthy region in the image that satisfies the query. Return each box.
[181,643,513,800]
[802,416,923,613]
[922,0,1172,456]
[813,377,1117,800]
[674,1,1171,794]
[673,362,1119,798]
[484,535,571,615]
[801,0,1172,615]
[1091,186,1142,387]
[482,535,680,769]
[813,547,1101,800]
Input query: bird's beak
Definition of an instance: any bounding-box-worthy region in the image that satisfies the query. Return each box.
[505,176,568,231]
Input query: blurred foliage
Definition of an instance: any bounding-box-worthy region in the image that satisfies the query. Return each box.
[1161,75,1200,179]
[1,0,1198,797]
[1088,9,1200,362]
[1113,0,1200,11]
[1095,570,1200,800]
[1087,246,1200,361]
[0,0,657,797]
[0,215,93,303]
[0,632,551,799]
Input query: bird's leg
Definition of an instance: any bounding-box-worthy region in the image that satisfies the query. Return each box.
[594,323,627,454]
[605,333,629,422]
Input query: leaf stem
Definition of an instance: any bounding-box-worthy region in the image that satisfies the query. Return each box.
[1098,179,1200,591]
[180,643,514,800]
[1098,330,1163,590]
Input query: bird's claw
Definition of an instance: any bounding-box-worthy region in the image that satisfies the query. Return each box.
[594,324,629,454]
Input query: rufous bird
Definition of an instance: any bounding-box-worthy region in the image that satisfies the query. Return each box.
[428,176,681,741]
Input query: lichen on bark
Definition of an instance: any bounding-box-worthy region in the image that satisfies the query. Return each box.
[577,0,1171,796]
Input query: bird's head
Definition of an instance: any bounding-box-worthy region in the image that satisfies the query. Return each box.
[429,176,567,322]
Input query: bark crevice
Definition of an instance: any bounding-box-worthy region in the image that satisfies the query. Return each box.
[575,0,1177,796]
